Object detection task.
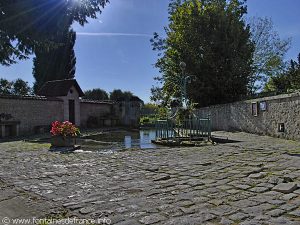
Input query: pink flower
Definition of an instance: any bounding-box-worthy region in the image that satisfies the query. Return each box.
[50,121,80,137]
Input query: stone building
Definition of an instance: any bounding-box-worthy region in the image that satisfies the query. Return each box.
[0,79,143,138]
[38,79,84,126]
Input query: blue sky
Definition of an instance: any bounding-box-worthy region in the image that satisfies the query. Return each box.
[1,0,300,102]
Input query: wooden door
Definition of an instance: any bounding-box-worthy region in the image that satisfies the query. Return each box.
[69,100,75,124]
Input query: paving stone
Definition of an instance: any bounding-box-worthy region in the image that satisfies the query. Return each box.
[249,186,270,193]
[139,214,166,224]
[210,205,237,216]
[272,182,298,194]
[244,167,264,176]
[242,203,274,216]
[257,183,274,189]
[115,219,141,225]
[288,209,300,217]
[153,175,171,181]
[265,208,285,217]
[79,207,95,215]
[265,199,285,206]
[279,203,298,211]
[268,177,284,185]
[228,212,249,221]
[208,199,223,206]
[220,217,234,225]
[175,200,195,207]
[235,184,251,190]
[249,172,267,179]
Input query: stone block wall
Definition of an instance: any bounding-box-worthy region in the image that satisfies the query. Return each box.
[0,96,142,136]
[196,92,300,140]
[0,96,64,134]
[80,101,114,127]
[115,101,142,128]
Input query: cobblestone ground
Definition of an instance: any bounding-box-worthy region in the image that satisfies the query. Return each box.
[0,132,300,225]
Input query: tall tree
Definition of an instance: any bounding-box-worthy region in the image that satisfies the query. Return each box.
[249,17,291,93]
[151,0,254,107]
[0,0,109,66]
[83,88,109,101]
[33,29,77,93]
[265,53,300,93]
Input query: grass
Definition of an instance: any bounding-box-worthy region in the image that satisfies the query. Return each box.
[0,141,51,152]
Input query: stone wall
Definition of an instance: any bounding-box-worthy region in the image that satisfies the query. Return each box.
[0,95,142,136]
[116,101,142,128]
[196,92,300,140]
[0,96,64,135]
[80,101,115,127]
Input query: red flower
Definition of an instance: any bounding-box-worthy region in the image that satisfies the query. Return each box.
[50,121,80,137]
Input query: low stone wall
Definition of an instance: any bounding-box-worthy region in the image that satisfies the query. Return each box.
[80,101,115,127]
[0,96,64,135]
[196,92,300,140]
[0,95,141,137]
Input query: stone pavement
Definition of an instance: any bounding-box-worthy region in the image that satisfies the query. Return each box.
[0,132,300,225]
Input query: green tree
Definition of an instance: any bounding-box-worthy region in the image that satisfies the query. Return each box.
[151,0,254,107]
[83,88,109,101]
[12,78,32,95]
[265,53,300,93]
[0,78,31,95]
[0,78,13,95]
[0,0,109,66]
[249,17,291,93]
[110,89,134,101]
[33,29,77,93]
[142,103,159,114]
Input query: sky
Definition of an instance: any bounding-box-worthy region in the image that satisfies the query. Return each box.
[1,0,300,102]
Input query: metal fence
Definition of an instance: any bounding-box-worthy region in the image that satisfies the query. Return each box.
[155,117,211,141]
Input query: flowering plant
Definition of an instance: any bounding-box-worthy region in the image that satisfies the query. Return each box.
[50,121,80,137]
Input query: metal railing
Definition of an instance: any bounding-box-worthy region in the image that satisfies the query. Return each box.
[155,117,211,141]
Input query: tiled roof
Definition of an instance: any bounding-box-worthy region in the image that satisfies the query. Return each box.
[37,79,84,97]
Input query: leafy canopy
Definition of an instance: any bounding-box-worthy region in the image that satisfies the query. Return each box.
[33,29,77,93]
[249,17,291,93]
[265,53,300,93]
[110,89,134,101]
[0,78,32,95]
[151,0,254,107]
[83,88,109,101]
[0,0,109,66]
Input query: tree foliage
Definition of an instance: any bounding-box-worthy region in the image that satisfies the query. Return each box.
[33,29,77,93]
[151,0,254,107]
[83,88,109,101]
[0,0,109,66]
[110,89,134,101]
[0,78,32,95]
[265,53,300,93]
[249,17,291,93]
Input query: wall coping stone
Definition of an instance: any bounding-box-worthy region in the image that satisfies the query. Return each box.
[198,91,300,109]
[80,99,114,105]
[0,95,63,102]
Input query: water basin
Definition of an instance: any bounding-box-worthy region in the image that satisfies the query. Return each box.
[79,129,157,152]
